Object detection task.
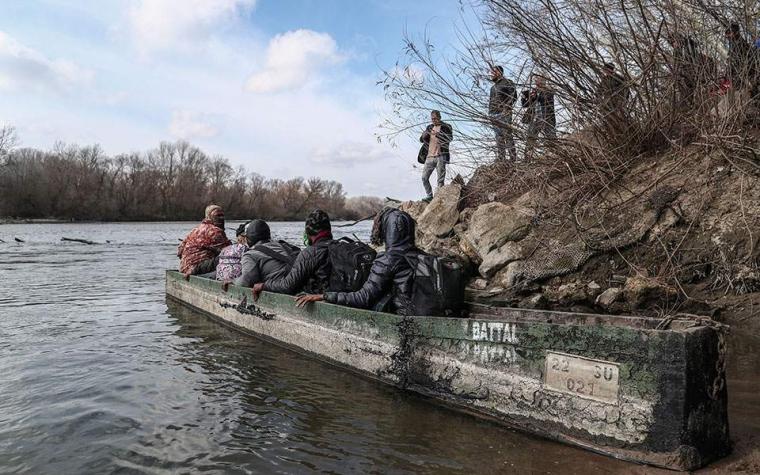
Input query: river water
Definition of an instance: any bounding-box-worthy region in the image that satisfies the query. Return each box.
[0,222,757,474]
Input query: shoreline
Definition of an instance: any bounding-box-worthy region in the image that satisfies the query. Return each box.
[0,218,371,225]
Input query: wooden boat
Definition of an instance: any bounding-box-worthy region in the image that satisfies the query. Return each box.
[165,270,730,471]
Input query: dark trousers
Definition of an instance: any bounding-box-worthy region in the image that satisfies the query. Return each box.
[193,255,219,276]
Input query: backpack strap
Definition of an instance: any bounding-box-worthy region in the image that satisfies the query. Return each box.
[253,242,296,265]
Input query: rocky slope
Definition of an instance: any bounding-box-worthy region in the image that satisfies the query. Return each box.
[401,150,760,328]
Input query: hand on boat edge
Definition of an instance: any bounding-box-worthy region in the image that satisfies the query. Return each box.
[295,294,324,307]
[252,283,264,301]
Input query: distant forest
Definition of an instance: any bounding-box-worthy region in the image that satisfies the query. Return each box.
[0,131,383,222]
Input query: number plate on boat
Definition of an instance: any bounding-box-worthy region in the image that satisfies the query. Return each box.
[544,352,620,404]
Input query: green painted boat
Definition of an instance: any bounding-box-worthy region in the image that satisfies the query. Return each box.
[165,270,730,471]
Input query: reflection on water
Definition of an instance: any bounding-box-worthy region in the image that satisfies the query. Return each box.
[0,222,756,473]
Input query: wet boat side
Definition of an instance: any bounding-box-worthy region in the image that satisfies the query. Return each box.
[165,270,730,471]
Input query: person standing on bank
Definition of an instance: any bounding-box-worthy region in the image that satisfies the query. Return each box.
[725,23,757,108]
[418,110,453,202]
[489,65,517,161]
[521,75,556,160]
[596,62,629,132]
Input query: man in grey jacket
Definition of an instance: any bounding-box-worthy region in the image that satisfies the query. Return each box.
[232,220,296,287]
[489,65,517,161]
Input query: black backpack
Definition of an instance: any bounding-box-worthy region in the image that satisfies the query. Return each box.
[253,240,301,266]
[327,237,377,292]
[405,251,466,317]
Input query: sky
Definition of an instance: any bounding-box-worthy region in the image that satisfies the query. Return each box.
[0,0,469,200]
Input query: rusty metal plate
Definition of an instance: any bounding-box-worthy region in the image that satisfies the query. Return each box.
[544,351,620,404]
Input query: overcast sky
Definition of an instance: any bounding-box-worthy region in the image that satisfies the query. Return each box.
[0,0,466,199]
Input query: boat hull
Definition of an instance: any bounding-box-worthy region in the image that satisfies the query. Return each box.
[165,271,730,470]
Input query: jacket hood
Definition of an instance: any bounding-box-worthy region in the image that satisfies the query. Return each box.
[373,208,415,252]
[245,219,271,246]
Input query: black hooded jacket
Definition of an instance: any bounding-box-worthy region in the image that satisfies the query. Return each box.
[324,209,416,315]
[263,237,332,295]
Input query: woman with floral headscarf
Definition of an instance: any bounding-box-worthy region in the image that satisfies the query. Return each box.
[177,204,231,278]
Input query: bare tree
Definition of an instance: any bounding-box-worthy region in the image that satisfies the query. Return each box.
[380,0,760,295]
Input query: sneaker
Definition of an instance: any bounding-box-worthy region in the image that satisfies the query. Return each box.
[422,196,433,203]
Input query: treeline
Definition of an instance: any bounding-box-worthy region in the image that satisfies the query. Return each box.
[0,139,383,221]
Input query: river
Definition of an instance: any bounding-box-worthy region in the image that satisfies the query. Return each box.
[0,222,757,474]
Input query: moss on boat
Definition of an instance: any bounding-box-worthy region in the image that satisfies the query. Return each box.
[166,270,730,471]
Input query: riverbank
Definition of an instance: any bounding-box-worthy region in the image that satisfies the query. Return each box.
[402,149,760,472]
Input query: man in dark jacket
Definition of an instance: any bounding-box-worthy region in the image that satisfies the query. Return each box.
[232,219,294,287]
[522,75,555,160]
[725,23,758,108]
[294,208,417,316]
[419,110,453,202]
[489,65,517,161]
[252,209,333,298]
[596,63,628,131]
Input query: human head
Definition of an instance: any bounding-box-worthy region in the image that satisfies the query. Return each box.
[603,63,615,75]
[491,65,504,82]
[245,219,271,247]
[204,204,224,227]
[370,208,416,250]
[235,221,250,244]
[431,110,442,126]
[726,23,741,40]
[304,209,332,244]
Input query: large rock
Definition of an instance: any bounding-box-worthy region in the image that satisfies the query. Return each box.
[417,184,462,238]
[596,287,622,308]
[399,200,428,222]
[623,276,677,308]
[479,241,525,278]
[464,202,533,277]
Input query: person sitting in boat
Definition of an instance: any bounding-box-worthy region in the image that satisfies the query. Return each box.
[232,219,297,288]
[177,204,231,279]
[293,208,417,315]
[252,209,334,298]
[215,221,250,281]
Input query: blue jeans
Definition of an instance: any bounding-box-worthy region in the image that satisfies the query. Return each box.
[422,155,446,198]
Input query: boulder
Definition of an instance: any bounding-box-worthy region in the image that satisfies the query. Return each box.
[399,200,428,222]
[469,278,488,290]
[596,288,622,308]
[464,202,533,277]
[522,293,548,309]
[417,183,462,238]
[494,261,522,288]
[587,281,603,297]
[545,282,588,305]
[623,276,678,308]
[479,241,525,278]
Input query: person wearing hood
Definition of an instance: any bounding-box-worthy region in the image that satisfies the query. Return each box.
[252,209,333,297]
[232,219,294,287]
[177,204,231,278]
[294,208,417,316]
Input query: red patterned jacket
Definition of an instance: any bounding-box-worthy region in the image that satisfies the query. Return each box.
[177,219,231,274]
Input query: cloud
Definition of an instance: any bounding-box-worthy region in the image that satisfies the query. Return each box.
[129,0,255,53]
[0,31,93,93]
[310,141,390,168]
[246,29,344,93]
[169,110,218,140]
